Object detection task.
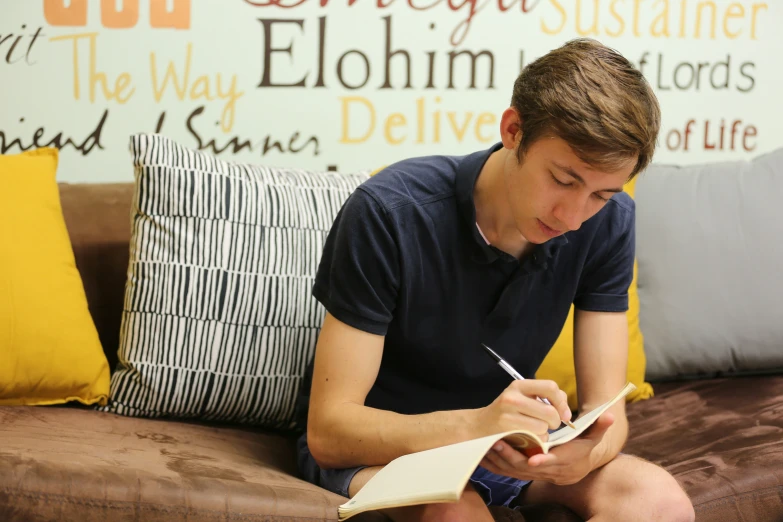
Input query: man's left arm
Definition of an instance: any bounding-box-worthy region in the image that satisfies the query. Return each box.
[573,308,630,470]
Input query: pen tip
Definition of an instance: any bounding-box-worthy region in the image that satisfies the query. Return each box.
[480,343,502,362]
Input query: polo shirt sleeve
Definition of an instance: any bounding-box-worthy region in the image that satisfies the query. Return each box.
[312,187,400,336]
[573,202,635,313]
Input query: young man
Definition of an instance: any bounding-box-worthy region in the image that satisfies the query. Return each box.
[297,38,696,521]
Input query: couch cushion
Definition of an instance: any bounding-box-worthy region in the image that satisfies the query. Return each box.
[59,182,135,373]
[634,147,783,380]
[0,148,109,407]
[0,405,581,522]
[0,405,385,521]
[102,134,370,429]
[624,375,783,521]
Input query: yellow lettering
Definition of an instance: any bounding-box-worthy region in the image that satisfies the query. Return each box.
[88,33,111,102]
[751,3,767,39]
[541,0,567,34]
[50,32,135,104]
[695,1,716,39]
[650,0,670,37]
[416,97,425,143]
[606,0,626,37]
[340,97,375,144]
[576,0,599,35]
[216,74,244,133]
[190,76,213,101]
[678,0,687,37]
[115,73,136,104]
[633,0,644,36]
[433,97,442,144]
[384,113,407,145]
[447,112,473,142]
[722,3,743,39]
[474,113,496,142]
[49,32,95,100]
[150,44,191,102]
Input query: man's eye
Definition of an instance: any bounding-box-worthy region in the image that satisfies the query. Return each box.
[593,193,609,202]
[552,175,570,187]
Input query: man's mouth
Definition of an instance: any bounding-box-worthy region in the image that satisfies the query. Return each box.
[537,219,561,238]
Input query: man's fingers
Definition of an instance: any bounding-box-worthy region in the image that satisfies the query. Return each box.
[483,445,516,474]
[527,452,556,467]
[509,380,571,426]
[557,389,573,423]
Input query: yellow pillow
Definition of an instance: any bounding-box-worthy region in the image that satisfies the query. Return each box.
[536,177,653,411]
[0,148,110,406]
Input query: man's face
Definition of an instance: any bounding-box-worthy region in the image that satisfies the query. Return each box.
[503,136,637,244]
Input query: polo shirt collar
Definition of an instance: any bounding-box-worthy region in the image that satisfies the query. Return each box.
[456,142,568,269]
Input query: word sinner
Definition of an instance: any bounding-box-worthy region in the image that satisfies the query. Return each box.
[154,106,321,157]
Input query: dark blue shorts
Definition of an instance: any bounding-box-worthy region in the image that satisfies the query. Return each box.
[296,433,531,507]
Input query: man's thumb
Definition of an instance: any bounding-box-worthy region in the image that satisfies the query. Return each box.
[585,412,614,438]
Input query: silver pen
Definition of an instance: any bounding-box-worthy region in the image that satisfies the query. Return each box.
[481,343,576,429]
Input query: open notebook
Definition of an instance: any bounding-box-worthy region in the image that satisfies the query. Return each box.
[338,382,636,520]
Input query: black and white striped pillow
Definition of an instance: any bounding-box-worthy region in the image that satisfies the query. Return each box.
[100,134,369,429]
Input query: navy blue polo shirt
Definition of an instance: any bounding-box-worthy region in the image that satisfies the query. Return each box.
[310,142,635,416]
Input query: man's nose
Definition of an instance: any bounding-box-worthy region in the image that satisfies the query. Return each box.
[552,197,584,232]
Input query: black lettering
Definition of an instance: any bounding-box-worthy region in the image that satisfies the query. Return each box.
[25,27,44,65]
[336,50,370,89]
[673,62,695,90]
[288,131,319,155]
[314,16,326,87]
[656,53,671,90]
[738,62,755,93]
[447,49,494,89]
[425,51,436,89]
[186,106,206,149]
[710,55,730,90]
[0,110,106,155]
[380,15,411,89]
[257,18,308,88]
[263,137,285,154]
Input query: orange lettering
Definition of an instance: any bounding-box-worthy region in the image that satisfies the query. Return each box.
[100,0,140,29]
[44,0,88,26]
[150,0,192,29]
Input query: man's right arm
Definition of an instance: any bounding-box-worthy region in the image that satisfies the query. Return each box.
[306,313,571,470]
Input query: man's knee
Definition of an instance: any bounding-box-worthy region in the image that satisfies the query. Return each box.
[624,459,695,522]
[649,475,695,522]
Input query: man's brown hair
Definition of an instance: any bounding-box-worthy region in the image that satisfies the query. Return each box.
[511,38,661,178]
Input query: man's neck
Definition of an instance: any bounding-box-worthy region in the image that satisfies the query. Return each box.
[473,149,533,260]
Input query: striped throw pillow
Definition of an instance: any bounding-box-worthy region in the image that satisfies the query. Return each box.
[100,134,369,429]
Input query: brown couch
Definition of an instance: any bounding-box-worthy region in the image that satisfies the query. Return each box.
[1,183,782,522]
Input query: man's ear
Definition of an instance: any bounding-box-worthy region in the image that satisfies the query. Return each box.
[499,107,522,152]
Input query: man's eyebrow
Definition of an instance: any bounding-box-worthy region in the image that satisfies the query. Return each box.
[551,162,624,193]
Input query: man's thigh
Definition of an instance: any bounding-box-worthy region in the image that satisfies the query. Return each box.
[515,454,694,521]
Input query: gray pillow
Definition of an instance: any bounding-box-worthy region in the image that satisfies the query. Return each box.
[635,147,783,381]
[100,134,369,428]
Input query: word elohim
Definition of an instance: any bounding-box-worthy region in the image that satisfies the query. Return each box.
[340,96,497,146]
